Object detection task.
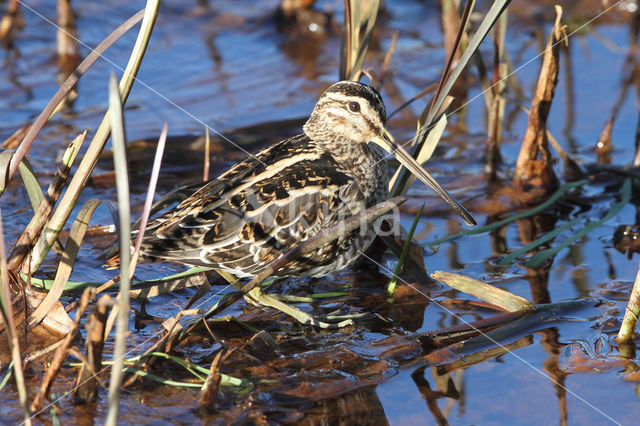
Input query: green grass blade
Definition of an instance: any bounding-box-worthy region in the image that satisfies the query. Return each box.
[147,352,252,389]
[0,149,47,214]
[425,179,588,247]
[526,178,631,268]
[26,266,213,292]
[0,361,13,391]
[16,157,44,213]
[498,216,583,265]
[124,368,203,388]
[424,0,511,128]
[388,204,424,296]
[106,71,132,426]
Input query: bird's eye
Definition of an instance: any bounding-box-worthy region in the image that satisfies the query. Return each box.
[348,101,361,113]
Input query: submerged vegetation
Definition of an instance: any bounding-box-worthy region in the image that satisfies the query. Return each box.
[1,0,640,423]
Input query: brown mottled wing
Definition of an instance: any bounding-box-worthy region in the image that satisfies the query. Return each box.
[138,134,364,276]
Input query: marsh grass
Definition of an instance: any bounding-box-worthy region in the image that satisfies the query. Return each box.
[513,5,565,195]
[2,0,639,423]
[340,0,381,81]
[0,210,30,424]
[105,72,132,425]
[390,0,512,197]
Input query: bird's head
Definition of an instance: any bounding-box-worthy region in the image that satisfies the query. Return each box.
[304,81,476,226]
[304,80,387,145]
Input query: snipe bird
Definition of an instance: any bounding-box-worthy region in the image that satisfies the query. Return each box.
[110,81,475,277]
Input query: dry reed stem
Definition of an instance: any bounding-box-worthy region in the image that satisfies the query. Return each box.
[9,131,86,273]
[28,1,159,276]
[1,124,30,149]
[617,264,640,342]
[635,110,640,166]
[56,0,80,88]
[596,46,640,162]
[423,0,473,126]
[513,6,566,193]
[378,30,398,85]
[0,0,22,41]
[486,11,507,180]
[30,287,93,413]
[340,0,380,81]
[199,350,224,408]
[203,126,210,181]
[431,271,534,312]
[440,0,470,119]
[129,122,167,276]
[75,294,113,403]
[5,9,145,188]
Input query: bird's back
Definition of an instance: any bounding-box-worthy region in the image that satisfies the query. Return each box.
[128,133,382,277]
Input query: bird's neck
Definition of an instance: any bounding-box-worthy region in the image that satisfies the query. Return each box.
[303,128,389,203]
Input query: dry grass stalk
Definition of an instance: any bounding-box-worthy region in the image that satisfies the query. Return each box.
[128,122,167,277]
[0,208,30,425]
[9,131,86,273]
[30,287,93,413]
[22,3,159,279]
[431,271,534,312]
[1,124,30,149]
[391,0,475,197]
[199,350,224,408]
[513,6,566,194]
[340,0,381,81]
[203,126,210,181]
[0,0,23,42]
[121,308,203,388]
[378,30,398,85]
[387,83,437,120]
[617,264,640,342]
[25,198,101,329]
[75,294,113,403]
[440,0,470,123]
[486,12,507,180]
[56,0,80,105]
[5,9,145,188]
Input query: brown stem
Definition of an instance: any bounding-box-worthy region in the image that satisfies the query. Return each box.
[74,294,112,403]
[513,7,564,194]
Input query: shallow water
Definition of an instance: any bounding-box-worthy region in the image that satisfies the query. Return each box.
[1,0,640,424]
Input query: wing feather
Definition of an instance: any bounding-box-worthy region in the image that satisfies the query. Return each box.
[138,134,366,277]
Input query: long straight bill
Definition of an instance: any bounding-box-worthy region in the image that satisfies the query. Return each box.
[374,130,476,226]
